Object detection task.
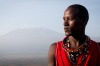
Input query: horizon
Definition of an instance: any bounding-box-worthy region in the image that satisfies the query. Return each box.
[1,27,100,37]
[0,27,99,58]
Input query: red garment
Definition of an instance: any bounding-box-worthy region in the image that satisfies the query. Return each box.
[55,37,100,66]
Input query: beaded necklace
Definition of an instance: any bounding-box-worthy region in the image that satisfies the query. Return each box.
[62,36,91,65]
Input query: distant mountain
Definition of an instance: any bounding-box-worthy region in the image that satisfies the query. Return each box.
[0,28,99,60]
[0,28,64,59]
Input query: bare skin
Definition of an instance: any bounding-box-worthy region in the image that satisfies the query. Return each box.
[48,43,56,66]
[48,7,87,66]
[63,8,87,49]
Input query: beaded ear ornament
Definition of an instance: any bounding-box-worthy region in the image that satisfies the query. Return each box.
[62,36,91,65]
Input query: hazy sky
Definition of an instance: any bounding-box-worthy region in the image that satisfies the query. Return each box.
[0,0,100,37]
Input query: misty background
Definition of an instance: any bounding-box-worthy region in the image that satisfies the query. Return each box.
[0,0,100,66]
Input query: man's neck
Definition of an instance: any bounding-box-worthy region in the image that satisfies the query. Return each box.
[68,34,86,49]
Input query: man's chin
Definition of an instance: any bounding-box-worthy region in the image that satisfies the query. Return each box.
[65,32,71,36]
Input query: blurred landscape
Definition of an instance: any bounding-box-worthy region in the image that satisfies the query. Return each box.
[0,28,99,66]
[0,57,47,66]
[0,28,64,66]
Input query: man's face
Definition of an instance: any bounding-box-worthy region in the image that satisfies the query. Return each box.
[63,8,85,36]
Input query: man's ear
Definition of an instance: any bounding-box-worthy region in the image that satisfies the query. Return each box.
[81,19,87,27]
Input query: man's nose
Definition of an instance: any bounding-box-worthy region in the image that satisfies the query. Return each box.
[64,20,69,26]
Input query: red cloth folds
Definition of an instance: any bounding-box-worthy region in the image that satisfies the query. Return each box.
[55,37,100,66]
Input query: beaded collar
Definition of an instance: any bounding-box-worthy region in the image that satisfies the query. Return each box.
[62,36,91,65]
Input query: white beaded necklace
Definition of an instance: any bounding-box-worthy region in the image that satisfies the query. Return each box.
[62,36,91,65]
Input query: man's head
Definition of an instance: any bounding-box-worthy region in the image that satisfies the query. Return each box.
[63,4,89,36]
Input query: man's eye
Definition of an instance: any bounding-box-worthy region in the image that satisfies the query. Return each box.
[63,17,74,21]
[69,18,76,21]
[69,18,72,20]
[66,17,73,20]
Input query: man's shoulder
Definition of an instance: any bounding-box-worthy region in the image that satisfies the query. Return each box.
[50,43,56,49]
[90,39,100,49]
[50,40,63,49]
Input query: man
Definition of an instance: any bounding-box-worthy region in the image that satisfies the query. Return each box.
[48,4,100,66]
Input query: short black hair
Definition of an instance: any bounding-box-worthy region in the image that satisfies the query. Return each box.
[66,4,89,24]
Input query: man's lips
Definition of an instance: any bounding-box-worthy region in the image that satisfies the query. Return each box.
[64,26,70,32]
[64,26,70,29]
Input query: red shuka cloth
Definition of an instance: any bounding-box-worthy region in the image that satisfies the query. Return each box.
[55,37,100,66]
